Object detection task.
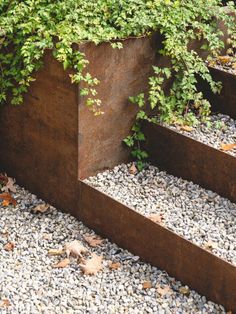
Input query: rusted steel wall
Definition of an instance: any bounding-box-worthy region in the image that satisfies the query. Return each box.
[0,35,160,212]
[78,34,160,179]
[79,181,236,312]
[0,54,79,214]
[200,67,236,119]
[143,123,236,203]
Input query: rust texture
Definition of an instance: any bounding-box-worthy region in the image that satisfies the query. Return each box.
[79,181,236,312]
[0,35,160,212]
[143,123,236,203]
[201,67,236,119]
[78,34,160,179]
[0,53,79,214]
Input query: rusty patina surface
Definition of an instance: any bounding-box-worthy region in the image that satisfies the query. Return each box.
[0,34,160,213]
[79,181,236,312]
[201,67,236,119]
[143,122,236,203]
[78,33,160,179]
[0,53,79,214]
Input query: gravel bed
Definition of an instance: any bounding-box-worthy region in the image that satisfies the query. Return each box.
[85,164,236,266]
[164,114,236,157]
[0,184,227,313]
[211,64,236,75]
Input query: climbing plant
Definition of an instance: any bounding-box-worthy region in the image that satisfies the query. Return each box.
[0,0,236,168]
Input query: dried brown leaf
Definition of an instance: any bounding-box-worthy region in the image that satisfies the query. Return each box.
[48,248,64,256]
[179,286,190,296]
[0,173,8,185]
[65,240,88,258]
[42,233,52,240]
[83,234,103,247]
[80,253,103,275]
[180,125,193,132]
[108,261,121,270]
[32,204,50,213]
[0,299,11,308]
[4,242,15,251]
[220,143,236,151]
[203,241,218,251]
[1,230,9,238]
[157,285,173,297]
[0,192,17,206]
[2,177,16,193]
[143,281,152,289]
[129,163,138,175]
[53,258,70,268]
[217,55,231,64]
[148,214,164,224]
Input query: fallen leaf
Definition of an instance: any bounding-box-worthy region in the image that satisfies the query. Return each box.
[32,204,50,213]
[65,240,88,258]
[2,177,16,193]
[157,285,173,297]
[227,311,233,314]
[42,233,52,240]
[53,258,70,268]
[148,214,164,224]
[0,299,11,308]
[143,281,152,289]
[0,173,8,185]
[220,143,236,151]
[179,286,190,296]
[0,192,17,206]
[4,242,15,251]
[203,241,218,251]
[80,253,103,275]
[1,230,9,238]
[109,261,121,270]
[129,163,138,175]
[48,248,64,256]
[217,55,231,64]
[233,63,236,70]
[180,125,193,132]
[83,234,103,247]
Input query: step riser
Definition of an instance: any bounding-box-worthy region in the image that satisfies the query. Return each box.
[143,122,236,203]
[79,181,236,312]
[201,67,236,119]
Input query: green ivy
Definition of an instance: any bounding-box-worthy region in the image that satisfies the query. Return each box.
[0,0,236,168]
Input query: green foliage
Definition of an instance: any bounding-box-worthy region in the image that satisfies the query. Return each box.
[0,0,236,167]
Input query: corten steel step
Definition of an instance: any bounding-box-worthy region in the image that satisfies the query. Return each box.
[143,122,236,203]
[79,180,236,312]
[201,66,236,119]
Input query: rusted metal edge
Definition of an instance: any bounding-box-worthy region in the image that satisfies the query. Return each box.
[202,66,236,119]
[79,180,236,312]
[143,122,236,203]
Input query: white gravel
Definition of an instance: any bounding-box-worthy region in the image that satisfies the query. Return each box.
[85,164,236,266]
[164,114,236,157]
[0,183,227,313]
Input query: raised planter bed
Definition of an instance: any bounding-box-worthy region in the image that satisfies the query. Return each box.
[0,34,159,215]
[79,179,236,312]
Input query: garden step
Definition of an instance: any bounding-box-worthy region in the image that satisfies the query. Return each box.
[201,66,236,119]
[80,164,236,311]
[0,182,228,313]
[143,115,236,203]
